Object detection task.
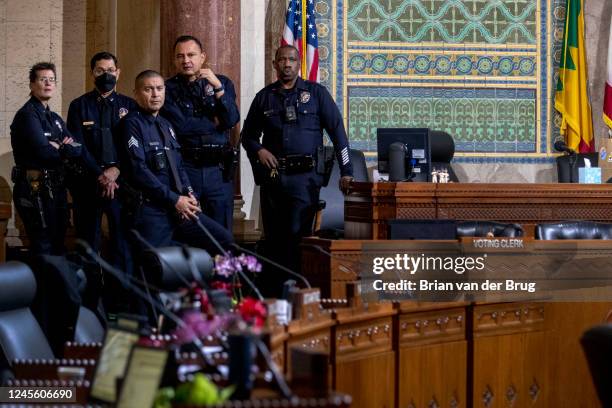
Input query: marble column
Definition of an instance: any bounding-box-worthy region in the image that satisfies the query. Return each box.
[160,0,240,100]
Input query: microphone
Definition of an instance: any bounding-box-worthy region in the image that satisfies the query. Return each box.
[131,229,192,288]
[76,239,217,367]
[230,243,311,289]
[190,219,265,300]
[254,337,293,399]
[554,139,576,155]
[181,244,204,285]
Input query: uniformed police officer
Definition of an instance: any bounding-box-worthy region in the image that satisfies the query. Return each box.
[241,45,354,282]
[118,70,234,256]
[162,35,240,231]
[67,51,136,271]
[11,62,82,255]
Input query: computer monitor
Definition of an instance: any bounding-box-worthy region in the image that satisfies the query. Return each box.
[377,128,431,181]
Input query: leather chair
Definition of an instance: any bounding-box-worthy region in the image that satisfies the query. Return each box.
[556,153,599,183]
[536,221,612,240]
[457,221,524,238]
[314,148,369,239]
[139,246,214,291]
[0,262,55,382]
[580,324,612,407]
[430,130,459,182]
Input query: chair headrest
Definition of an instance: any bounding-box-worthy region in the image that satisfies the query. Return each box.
[0,261,37,311]
[536,221,612,240]
[140,247,214,291]
[430,130,455,163]
[457,221,524,238]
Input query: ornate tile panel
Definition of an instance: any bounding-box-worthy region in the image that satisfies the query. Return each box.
[314,0,564,163]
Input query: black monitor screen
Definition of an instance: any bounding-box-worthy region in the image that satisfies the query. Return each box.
[377,128,430,181]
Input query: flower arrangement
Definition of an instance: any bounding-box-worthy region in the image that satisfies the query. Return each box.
[171,252,267,345]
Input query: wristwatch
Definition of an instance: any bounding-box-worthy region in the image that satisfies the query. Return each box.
[213,85,224,93]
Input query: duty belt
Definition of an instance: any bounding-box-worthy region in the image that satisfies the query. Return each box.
[11,167,64,185]
[182,144,229,166]
[276,155,314,174]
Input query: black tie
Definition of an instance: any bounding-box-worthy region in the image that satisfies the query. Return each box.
[156,120,183,194]
[99,98,116,165]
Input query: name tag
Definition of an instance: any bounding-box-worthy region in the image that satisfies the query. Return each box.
[83,121,95,126]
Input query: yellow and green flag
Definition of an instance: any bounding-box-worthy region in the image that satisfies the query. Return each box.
[554,0,594,153]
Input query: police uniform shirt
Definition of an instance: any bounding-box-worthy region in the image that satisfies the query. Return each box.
[67,90,137,176]
[162,74,240,147]
[242,77,353,178]
[11,96,81,169]
[118,108,192,208]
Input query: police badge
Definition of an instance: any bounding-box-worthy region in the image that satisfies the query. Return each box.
[169,127,176,139]
[55,120,63,131]
[205,84,215,96]
[118,107,128,118]
[299,91,311,103]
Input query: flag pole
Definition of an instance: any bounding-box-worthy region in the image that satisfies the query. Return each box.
[301,0,307,79]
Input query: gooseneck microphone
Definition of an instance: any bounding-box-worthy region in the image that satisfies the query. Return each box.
[191,219,264,300]
[230,243,312,289]
[554,139,576,155]
[76,239,216,367]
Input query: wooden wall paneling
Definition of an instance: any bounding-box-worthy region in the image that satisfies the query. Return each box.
[545,302,612,407]
[335,351,395,408]
[398,341,467,408]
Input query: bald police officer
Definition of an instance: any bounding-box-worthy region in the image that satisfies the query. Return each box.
[118,70,233,256]
[242,45,353,287]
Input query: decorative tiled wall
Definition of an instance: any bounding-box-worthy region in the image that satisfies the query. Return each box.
[314,0,566,163]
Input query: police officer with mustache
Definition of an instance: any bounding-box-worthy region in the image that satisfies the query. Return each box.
[162,35,240,231]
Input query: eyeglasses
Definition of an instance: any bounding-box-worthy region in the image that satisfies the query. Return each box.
[36,77,57,84]
[93,68,117,76]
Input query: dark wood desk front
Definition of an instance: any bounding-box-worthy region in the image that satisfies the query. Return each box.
[345,182,612,239]
[300,238,612,408]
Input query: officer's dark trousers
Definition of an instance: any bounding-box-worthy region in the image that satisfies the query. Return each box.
[184,163,234,231]
[132,204,234,256]
[13,179,68,256]
[259,171,321,295]
[71,181,132,314]
[71,182,131,272]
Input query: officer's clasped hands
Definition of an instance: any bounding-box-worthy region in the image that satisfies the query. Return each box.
[175,194,201,221]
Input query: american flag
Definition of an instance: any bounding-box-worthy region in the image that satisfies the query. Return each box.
[281,0,320,83]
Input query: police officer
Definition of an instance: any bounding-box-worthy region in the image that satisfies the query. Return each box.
[67,51,136,270]
[241,45,354,283]
[11,62,82,255]
[118,70,234,256]
[162,35,240,231]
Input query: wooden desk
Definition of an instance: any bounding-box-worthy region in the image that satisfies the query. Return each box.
[345,183,612,239]
[300,238,612,407]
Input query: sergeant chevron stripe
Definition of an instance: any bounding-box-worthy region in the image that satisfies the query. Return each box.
[128,136,139,149]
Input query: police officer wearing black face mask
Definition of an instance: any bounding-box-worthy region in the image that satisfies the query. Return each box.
[242,45,353,288]
[161,35,240,231]
[11,62,81,255]
[67,52,136,309]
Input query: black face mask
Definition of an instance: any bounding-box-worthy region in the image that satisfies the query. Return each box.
[94,72,117,93]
